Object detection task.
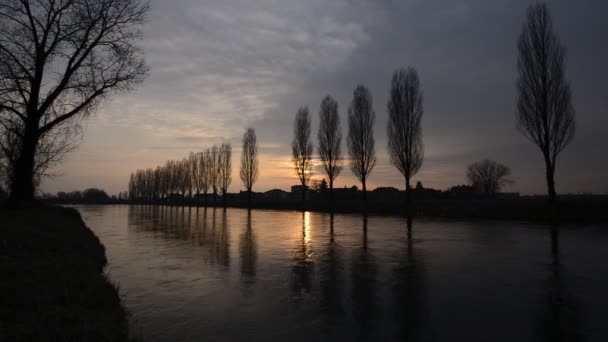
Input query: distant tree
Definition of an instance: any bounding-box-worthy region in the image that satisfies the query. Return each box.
[415,181,424,190]
[319,178,328,194]
[347,85,376,201]
[82,188,110,204]
[177,158,190,203]
[317,95,343,199]
[292,107,313,201]
[188,152,199,205]
[467,159,512,195]
[516,2,575,203]
[240,128,259,206]
[201,150,211,205]
[209,145,220,205]
[0,0,149,202]
[219,143,232,207]
[387,67,424,208]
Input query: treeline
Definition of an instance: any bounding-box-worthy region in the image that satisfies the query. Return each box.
[291,3,575,208]
[128,144,232,206]
[122,2,573,211]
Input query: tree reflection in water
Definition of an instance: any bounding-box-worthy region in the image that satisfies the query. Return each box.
[537,224,585,342]
[290,211,314,301]
[127,205,231,269]
[351,214,378,341]
[239,209,258,289]
[392,217,433,341]
[319,213,344,318]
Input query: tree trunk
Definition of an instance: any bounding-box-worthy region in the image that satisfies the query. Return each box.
[9,128,38,202]
[362,178,367,201]
[329,179,334,204]
[247,189,252,208]
[405,177,412,207]
[544,154,557,203]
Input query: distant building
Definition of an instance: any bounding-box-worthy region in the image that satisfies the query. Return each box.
[291,185,309,199]
[371,187,401,202]
[332,185,359,200]
[265,189,290,201]
[447,185,476,198]
[237,190,265,202]
[496,192,520,199]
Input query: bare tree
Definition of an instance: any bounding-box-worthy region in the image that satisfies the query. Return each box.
[516,2,575,203]
[219,143,232,207]
[177,158,190,204]
[201,150,211,205]
[347,85,376,201]
[0,0,149,202]
[317,95,342,200]
[209,145,220,205]
[292,107,313,201]
[467,159,512,195]
[189,152,200,206]
[240,128,258,206]
[387,67,424,207]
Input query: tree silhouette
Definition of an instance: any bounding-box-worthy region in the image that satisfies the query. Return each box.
[191,152,204,206]
[387,67,424,208]
[240,128,259,207]
[0,0,149,202]
[200,151,210,206]
[292,107,313,201]
[467,159,512,195]
[347,85,376,201]
[317,95,343,201]
[209,145,220,205]
[516,2,575,203]
[219,143,232,207]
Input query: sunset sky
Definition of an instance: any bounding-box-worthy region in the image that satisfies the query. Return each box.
[42,0,608,196]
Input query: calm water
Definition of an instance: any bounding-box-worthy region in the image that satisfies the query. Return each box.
[75,205,608,341]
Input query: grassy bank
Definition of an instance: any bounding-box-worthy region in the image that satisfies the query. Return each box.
[0,206,130,341]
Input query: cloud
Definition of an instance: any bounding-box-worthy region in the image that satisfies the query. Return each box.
[42,0,608,195]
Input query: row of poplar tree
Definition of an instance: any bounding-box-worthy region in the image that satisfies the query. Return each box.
[128,128,259,206]
[128,144,233,205]
[291,66,424,204]
[128,3,575,208]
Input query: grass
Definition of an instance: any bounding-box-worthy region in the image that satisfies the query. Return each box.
[0,205,131,341]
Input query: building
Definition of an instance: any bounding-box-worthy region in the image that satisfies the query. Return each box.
[291,185,309,199]
[265,189,290,201]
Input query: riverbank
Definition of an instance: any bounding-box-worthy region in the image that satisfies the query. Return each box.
[0,206,130,341]
[114,196,608,223]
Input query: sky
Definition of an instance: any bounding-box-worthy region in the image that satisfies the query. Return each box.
[42,0,608,196]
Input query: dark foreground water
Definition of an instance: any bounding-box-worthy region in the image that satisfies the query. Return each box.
[75,205,608,342]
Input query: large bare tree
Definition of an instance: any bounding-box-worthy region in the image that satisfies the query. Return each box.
[347,85,376,201]
[317,95,342,200]
[387,67,424,207]
[240,128,258,206]
[516,2,575,203]
[467,159,512,195]
[0,0,149,202]
[292,106,313,201]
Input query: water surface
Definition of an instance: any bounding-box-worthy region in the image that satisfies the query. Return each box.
[76,205,608,341]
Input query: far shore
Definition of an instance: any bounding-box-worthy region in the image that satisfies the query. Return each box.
[54,196,608,223]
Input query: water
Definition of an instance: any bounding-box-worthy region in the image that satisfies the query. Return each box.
[75,205,608,341]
